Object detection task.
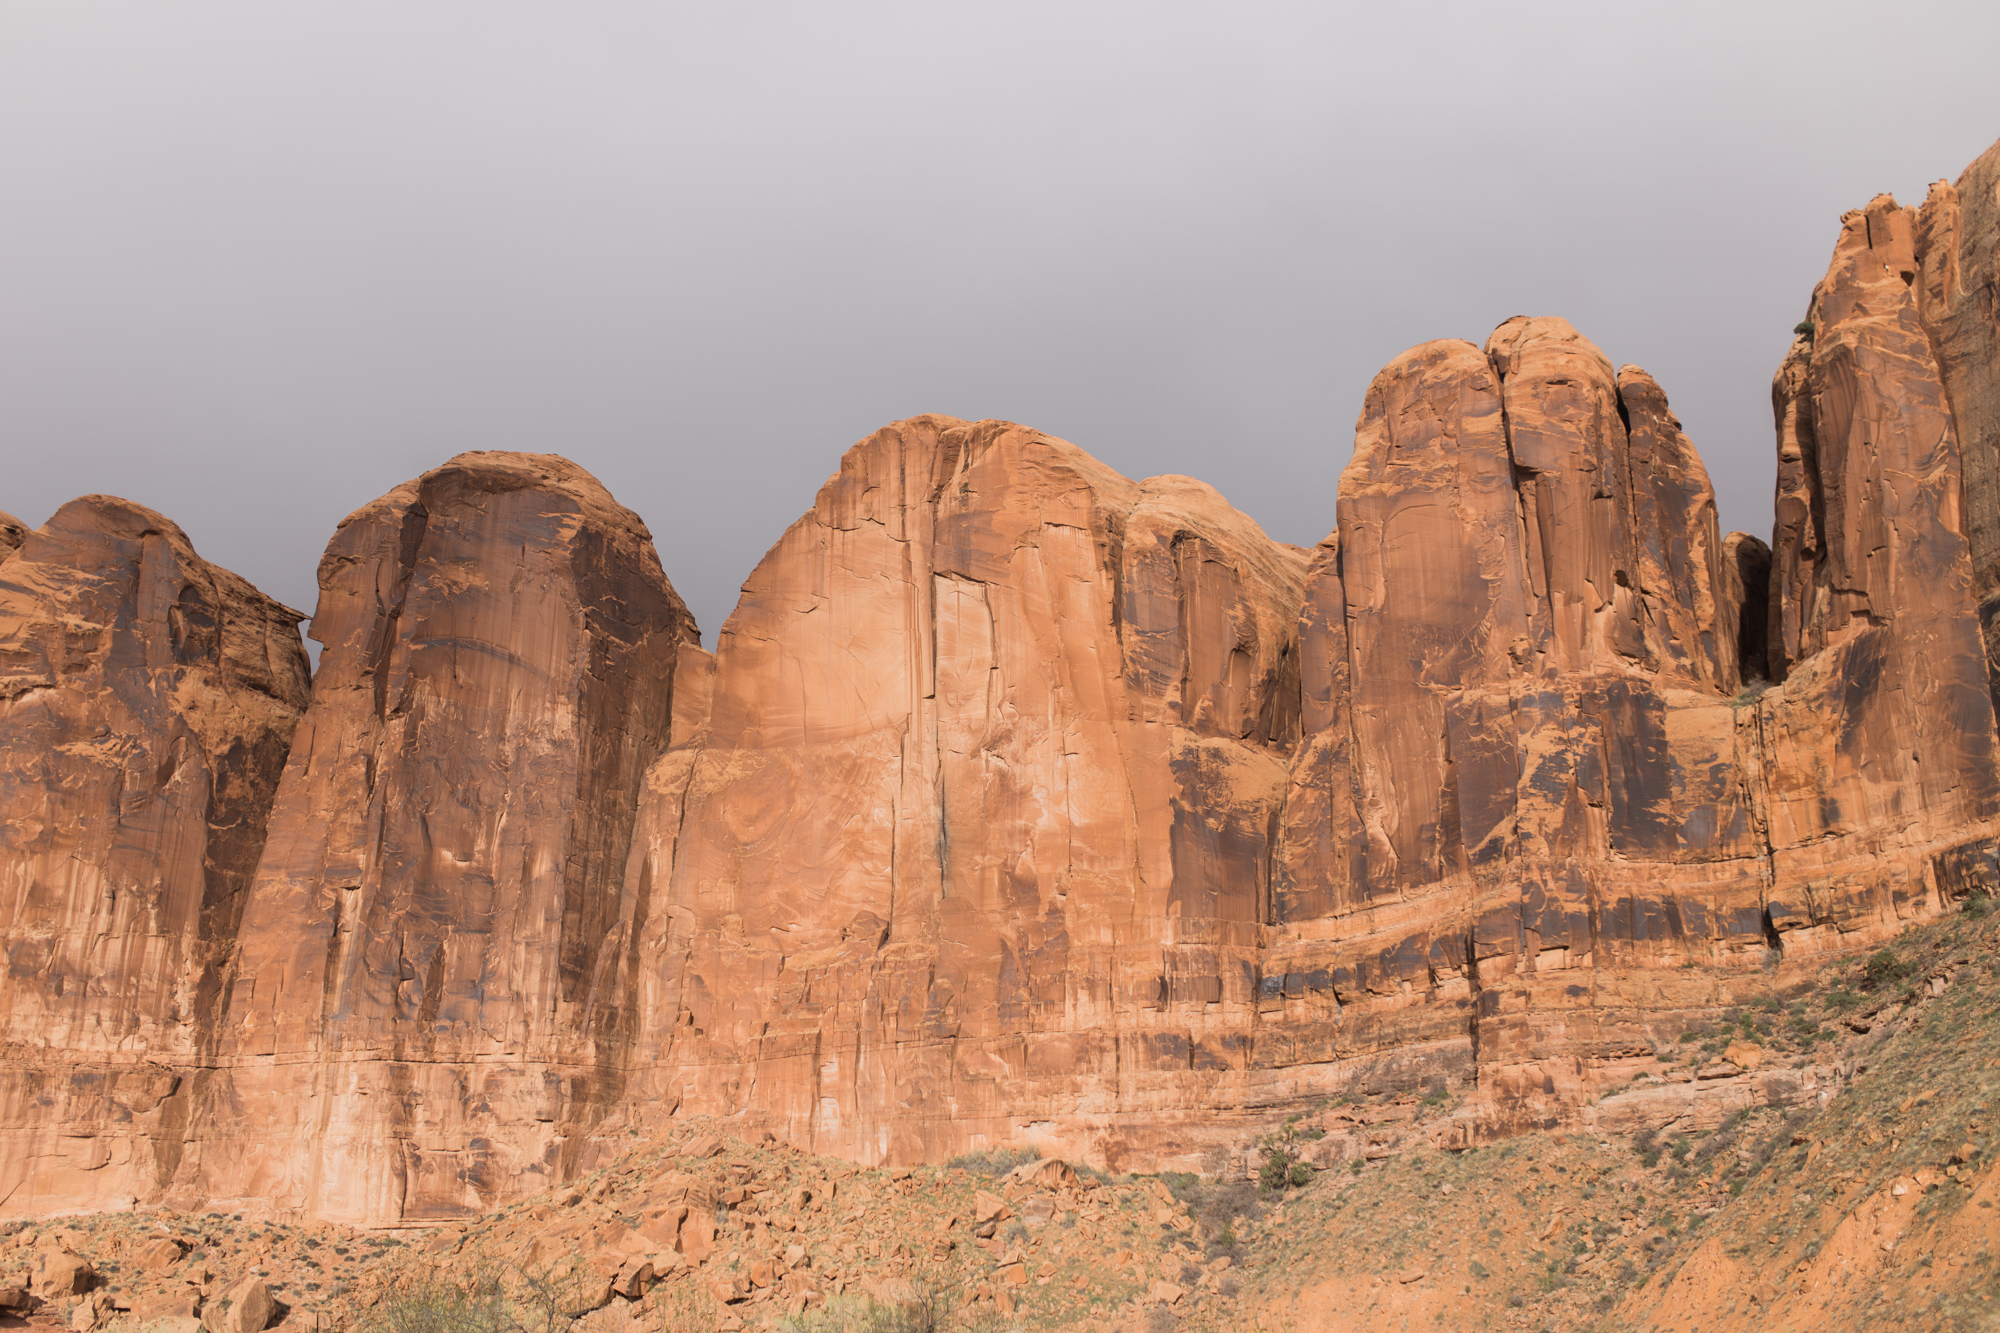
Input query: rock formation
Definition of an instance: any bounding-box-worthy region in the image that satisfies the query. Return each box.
[1916,139,2000,692]
[5,137,2000,1228]
[0,499,310,1215]
[0,512,27,562]
[179,452,699,1224]
[630,417,1309,1170]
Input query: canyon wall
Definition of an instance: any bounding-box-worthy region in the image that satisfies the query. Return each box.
[630,418,1310,1169]
[0,499,310,1215]
[179,452,699,1225]
[3,137,1999,1224]
[1917,139,2000,691]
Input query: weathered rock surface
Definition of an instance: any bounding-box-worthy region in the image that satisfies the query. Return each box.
[0,511,27,562]
[182,452,698,1224]
[6,140,2000,1228]
[1259,288,1999,1147]
[634,417,1309,1170]
[0,498,310,1216]
[1764,192,2000,886]
[1917,138,2000,694]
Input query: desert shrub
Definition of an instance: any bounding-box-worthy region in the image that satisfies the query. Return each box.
[1864,949,1913,989]
[1752,1110,1815,1170]
[1255,1119,1319,1195]
[374,1252,601,1333]
[946,1147,1041,1177]
[1162,1175,1262,1258]
[377,1268,511,1333]
[784,1266,960,1333]
[1692,1110,1746,1168]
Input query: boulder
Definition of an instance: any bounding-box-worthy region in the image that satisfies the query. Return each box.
[132,1238,190,1271]
[199,1277,273,1333]
[1724,1041,1767,1071]
[30,1251,94,1300]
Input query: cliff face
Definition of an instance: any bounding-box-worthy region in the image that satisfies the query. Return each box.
[628,417,1309,1169]
[637,305,1996,1172]
[1257,290,2000,1146]
[0,498,309,1215]
[1916,140,2000,692]
[183,453,698,1224]
[5,140,2000,1226]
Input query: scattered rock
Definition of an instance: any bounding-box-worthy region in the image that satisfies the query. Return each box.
[200,1277,274,1333]
[31,1251,95,1300]
[1725,1041,1768,1071]
[132,1238,191,1271]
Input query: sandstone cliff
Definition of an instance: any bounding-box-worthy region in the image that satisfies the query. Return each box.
[181,453,698,1224]
[630,417,1309,1171]
[1917,138,2000,695]
[5,139,2000,1229]
[0,499,309,1215]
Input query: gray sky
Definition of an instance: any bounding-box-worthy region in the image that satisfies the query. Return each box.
[4,3,1997,646]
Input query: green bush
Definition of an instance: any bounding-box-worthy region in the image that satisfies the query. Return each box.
[1864,949,1913,989]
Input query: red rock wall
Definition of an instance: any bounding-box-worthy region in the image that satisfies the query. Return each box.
[624,417,1308,1172]
[0,498,309,1214]
[1917,140,2000,689]
[6,141,2000,1225]
[176,454,697,1224]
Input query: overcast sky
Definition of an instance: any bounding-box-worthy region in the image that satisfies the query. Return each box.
[3,3,1997,646]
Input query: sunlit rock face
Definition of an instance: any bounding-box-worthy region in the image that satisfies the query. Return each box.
[0,497,310,1216]
[627,416,1311,1172]
[181,453,699,1225]
[7,139,2000,1226]
[1267,276,1999,1142]
[1916,140,2000,696]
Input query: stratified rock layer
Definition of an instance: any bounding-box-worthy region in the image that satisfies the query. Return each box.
[180,453,698,1224]
[0,499,309,1214]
